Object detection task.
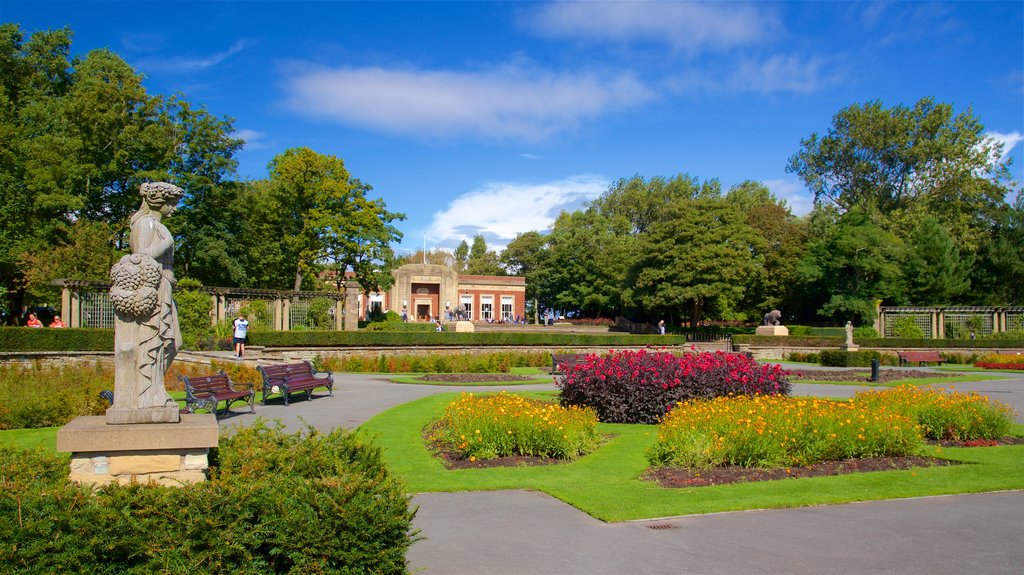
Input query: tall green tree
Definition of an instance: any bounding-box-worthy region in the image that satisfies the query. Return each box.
[247,147,404,293]
[452,239,469,272]
[971,193,1024,305]
[0,24,241,317]
[323,186,404,297]
[795,209,904,325]
[501,230,546,321]
[725,181,807,318]
[538,210,629,318]
[786,97,1012,253]
[624,197,764,325]
[903,216,971,305]
[465,234,503,276]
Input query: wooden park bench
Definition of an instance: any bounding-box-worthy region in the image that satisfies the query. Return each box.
[897,350,946,367]
[179,371,255,416]
[550,353,592,375]
[257,361,334,406]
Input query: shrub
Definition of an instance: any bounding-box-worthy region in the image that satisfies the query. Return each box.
[853,326,879,338]
[648,395,923,469]
[431,392,600,460]
[175,278,214,349]
[0,421,417,574]
[853,386,1015,441]
[784,352,820,363]
[0,327,113,351]
[891,316,925,338]
[250,330,691,348]
[558,350,791,424]
[819,350,882,367]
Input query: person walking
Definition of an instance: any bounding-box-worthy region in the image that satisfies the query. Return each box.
[233,314,250,358]
[658,319,665,335]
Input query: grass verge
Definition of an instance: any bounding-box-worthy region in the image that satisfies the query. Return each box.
[357,391,1024,522]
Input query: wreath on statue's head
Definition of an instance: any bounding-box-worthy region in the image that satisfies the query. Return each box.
[109,254,162,319]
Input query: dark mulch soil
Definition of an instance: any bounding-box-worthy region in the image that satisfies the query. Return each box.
[791,368,957,383]
[643,456,959,488]
[416,373,541,383]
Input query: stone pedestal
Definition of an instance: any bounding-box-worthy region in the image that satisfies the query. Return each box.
[57,414,218,487]
[755,325,790,336]
[454,320,475,332]
[106,405,182,425]
[841,344,860,351]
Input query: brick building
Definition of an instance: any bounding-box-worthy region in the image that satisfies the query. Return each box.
[357,263,526,322]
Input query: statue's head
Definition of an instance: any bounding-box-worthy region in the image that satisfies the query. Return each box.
[140,182,184,213]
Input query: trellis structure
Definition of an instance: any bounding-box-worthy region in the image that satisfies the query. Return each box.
[877,306,1024,338]
[54,280,354,331]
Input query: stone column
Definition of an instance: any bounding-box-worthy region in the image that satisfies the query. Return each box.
[345,286,360,331]
[61,286,72,327]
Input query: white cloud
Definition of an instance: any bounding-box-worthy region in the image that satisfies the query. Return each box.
[763,178,814,216]
[519,153,542,160]
[527,0,779,51]
[426,175,610,249]
[728,54,841,93]
[280,63,654,142]
[986,131,1024,162]
[136,39,251,73]
[232,129,270,150]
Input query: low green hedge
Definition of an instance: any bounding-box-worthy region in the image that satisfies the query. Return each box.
[250,331,689,347]
[0,327,113,352]
[0,422,416,574]
[819,349,883,367]
[733,335,1024,349]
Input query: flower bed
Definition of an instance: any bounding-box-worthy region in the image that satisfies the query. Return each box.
[431,392,600,461]
[853,386,1016,441]
[558,350,791,424]
[647,395,922,469]
[973,354,1024,371]
[648,386,1017,470]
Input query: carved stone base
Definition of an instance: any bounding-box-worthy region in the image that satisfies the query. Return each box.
[57,414,218,487]
[841,344,860,351]
[106,405,181,424]
[755,325,790,336]
[454,321,475,332]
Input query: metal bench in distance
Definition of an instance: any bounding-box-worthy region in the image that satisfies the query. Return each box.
[257,361,334,406]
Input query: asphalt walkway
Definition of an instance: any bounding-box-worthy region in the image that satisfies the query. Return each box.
[214,365,1024,575]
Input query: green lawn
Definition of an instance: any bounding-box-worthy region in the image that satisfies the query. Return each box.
[357,391,1024,522]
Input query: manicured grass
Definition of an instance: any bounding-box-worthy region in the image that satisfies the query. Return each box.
[357,391,1024,522]
[793,373,1010,387]
[937,365,1024,374]
[0,426,60,452]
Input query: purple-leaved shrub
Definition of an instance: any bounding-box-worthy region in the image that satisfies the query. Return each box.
[558,349,791,424]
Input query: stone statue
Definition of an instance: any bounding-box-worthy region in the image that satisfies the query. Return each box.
[107,182,184,424]
[845,321,854,346]
[762,309,782,326]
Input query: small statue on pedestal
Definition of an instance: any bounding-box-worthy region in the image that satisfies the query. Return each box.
[107,182,184,424]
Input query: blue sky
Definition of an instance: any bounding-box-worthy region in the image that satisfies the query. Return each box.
[6,1,1023,254]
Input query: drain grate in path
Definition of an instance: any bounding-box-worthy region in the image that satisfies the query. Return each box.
[646,523,679,530]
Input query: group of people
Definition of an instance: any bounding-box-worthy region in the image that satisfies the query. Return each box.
[24,313,64,328]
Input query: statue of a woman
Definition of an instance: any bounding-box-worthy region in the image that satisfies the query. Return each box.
[107,182,184,424]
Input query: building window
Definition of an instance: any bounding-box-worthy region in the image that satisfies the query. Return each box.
[460,294,473,321]
[481,295,494,321]
[501,296,513,321]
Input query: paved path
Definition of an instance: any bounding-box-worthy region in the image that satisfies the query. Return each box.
[215,366,1023,574]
